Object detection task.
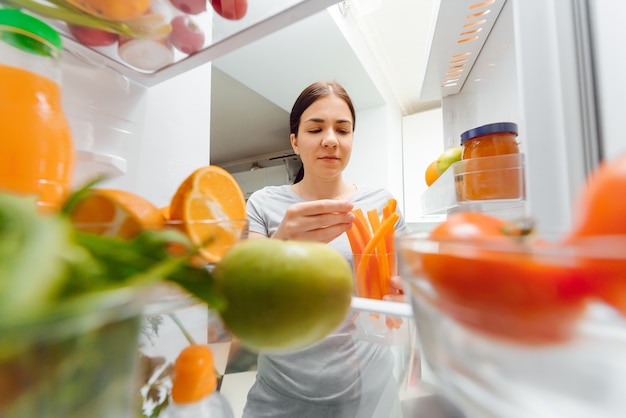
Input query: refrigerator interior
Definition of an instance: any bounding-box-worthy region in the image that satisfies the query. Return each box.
[10,0,625,415]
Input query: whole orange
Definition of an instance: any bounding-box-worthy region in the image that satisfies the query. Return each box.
[425,160,439,186]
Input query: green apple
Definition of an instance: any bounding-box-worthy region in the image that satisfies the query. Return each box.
[213,239,354,353]
[436,146,463,175]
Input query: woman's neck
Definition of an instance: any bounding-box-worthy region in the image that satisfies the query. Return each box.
[294,178,355,201]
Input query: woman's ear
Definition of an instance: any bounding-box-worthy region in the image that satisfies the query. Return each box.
[290,133,299,154]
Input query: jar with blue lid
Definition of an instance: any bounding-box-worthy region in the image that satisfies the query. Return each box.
[460,122,522,200]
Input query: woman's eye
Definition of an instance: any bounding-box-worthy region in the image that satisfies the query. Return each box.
[308,129,322,134]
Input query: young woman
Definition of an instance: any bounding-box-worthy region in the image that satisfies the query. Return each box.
[243,81,407,417]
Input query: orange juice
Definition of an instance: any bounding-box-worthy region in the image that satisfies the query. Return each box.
[0,9,74,213]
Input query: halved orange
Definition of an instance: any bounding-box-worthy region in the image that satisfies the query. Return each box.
[68,188,165,239]
[160,205,171,221]
[169,165,247,263]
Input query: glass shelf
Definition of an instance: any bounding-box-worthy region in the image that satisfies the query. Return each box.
[13,0,341,86]
[74,150,127,178]
[421,153,528,220]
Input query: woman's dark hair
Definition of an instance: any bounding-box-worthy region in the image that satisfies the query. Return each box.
[293,163,304,184]
[289,81,356,136]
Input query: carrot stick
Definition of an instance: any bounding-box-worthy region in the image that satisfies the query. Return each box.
[354,254,368,297]
[346,223,365,255]
[367,208,392,295]
[357,212,399,269]
[382,199,397,279]
[354,253,382,299]
[383,198,397,216]
[365,253,382,300]
[386,316,403,329]
[355,212,399,299]
[352,208,372,242]
[367,208,381,233]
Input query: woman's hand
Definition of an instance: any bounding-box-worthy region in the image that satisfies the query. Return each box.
[383,275,406,303]
[272,199,355,243]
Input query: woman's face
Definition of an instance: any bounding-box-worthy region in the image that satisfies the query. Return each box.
[291,95,354,180]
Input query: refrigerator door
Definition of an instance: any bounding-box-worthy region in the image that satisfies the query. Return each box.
[420,0,607,240]
[412,1,626,416]
[512,0,601,240]
[588,0,626,159]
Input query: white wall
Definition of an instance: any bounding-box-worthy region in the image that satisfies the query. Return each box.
[401,108,444,223]
[343,104,405,210]
[135,63,213,207]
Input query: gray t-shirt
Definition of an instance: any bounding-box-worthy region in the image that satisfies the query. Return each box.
[243,184,407,418]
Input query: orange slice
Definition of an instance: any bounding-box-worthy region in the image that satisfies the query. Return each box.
[69,188,165,239]
[169,165,247,263]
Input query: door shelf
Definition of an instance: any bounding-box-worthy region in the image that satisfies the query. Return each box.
[419,0,507,101]
[75,150,128,178]
[421,153,527,218]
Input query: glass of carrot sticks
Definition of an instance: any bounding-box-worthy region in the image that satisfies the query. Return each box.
[347,198,404,331]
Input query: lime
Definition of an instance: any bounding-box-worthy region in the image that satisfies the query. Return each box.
[213,239,354,353]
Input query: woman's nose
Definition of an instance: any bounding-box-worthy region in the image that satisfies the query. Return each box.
[322,131,338,148]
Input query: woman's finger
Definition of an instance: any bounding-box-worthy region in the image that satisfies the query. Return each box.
[289,199,354,217]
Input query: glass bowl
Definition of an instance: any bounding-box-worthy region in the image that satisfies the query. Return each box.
[396,232,626,418]
[0,286,147,417]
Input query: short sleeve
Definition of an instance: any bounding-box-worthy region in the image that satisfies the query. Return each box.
[246,190,270,237]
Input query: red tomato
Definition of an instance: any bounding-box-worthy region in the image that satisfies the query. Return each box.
[564,236,626,315]
[429,211,516,240]
[420,212,592,344]
[210,0,248,20]
[564,152,626,315]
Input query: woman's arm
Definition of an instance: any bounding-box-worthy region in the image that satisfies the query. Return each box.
[248,231,268,239]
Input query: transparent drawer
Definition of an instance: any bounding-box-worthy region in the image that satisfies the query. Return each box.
[136,294,423,418]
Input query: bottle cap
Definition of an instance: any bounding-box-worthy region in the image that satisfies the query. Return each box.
[461,122,518,144]
[0,8,62,55]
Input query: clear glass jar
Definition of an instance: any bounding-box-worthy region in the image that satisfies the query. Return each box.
[0,8,74,213]
[460,122,521,200]
[0,286,145,417]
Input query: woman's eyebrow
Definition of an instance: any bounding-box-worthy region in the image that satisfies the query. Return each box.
[303,118,353,126]
[304,117,325,124]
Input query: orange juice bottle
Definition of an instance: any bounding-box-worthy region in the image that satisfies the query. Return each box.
[0,8,74,213]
